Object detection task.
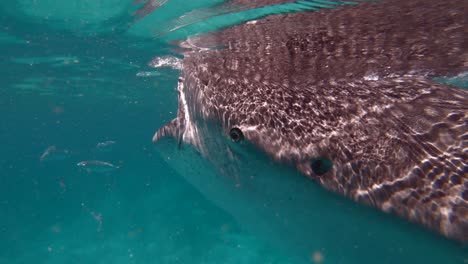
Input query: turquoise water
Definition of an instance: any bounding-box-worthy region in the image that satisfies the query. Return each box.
[1,1,467,263]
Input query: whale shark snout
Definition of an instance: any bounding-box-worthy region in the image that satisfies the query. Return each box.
[154,0,468,242]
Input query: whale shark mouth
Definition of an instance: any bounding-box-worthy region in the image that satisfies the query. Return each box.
[152,77,203,151]
[152,78,187,146]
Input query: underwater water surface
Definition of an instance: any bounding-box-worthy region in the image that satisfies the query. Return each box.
[0,1,467,264]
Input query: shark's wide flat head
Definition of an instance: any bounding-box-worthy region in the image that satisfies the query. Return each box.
[154,0,468,241]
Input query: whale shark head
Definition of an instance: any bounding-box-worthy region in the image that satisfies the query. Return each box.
[153,0,468,242]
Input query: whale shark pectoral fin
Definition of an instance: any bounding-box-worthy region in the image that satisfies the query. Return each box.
[152,117,185,144]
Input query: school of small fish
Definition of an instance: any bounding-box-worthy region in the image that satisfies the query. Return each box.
[38,141,121,233]
[39,140,121,173]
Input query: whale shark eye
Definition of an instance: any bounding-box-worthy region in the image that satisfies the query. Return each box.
[229,127,244,142]
[310,157,333,176]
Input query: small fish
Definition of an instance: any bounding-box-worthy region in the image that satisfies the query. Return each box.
[40,145,71,162]
[90,211,103,232]
[95,140,116,152]
[77,160,121,173]
[81,203,103,232]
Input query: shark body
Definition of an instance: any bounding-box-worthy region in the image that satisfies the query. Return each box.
[154,0,468,241]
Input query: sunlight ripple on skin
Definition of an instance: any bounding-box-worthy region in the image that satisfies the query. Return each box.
[154,0,468,242]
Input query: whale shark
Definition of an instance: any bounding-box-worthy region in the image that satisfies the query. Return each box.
[153,0,468,243]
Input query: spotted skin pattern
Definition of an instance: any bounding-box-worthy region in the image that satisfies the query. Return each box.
[154,0,468,241]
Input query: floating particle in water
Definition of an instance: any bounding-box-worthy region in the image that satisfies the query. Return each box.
[51,105,64,114]
[51,225,61,233]
[128,228,143,239]
[220,223,231,233]
[310,251,324,264]
[128,248,134,258]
